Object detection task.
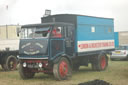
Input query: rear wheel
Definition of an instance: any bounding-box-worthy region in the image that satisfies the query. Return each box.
[2,55,17,71]
[19,63,35,79]
[91,53,108,71]
[53,57,72,80]
[100,55,107,70]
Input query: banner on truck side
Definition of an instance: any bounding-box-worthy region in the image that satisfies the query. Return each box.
[78,40,114,52]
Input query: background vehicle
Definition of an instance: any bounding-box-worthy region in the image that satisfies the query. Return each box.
[0,25,20,71]
[114,31,128,47]
[110,45,128,61]
[18,14,115,80]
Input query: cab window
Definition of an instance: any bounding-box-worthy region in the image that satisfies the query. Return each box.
[51,26,63,38]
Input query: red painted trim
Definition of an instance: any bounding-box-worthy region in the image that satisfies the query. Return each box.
[101,56,106,69]
[79,42,114,49]
[59,61,68,77]
[22,59,48,68]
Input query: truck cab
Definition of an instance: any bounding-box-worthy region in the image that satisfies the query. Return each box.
[18,14,113,80]
[19,22,74,80]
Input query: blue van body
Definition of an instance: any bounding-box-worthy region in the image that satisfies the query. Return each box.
[76,16,114,56]
[41,14,115,56]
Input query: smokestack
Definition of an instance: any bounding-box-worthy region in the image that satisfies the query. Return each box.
[43,9,51,17]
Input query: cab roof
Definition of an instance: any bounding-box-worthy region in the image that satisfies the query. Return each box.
[22,22,73,28]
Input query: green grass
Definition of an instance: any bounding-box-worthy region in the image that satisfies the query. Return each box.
[0,60,128,85]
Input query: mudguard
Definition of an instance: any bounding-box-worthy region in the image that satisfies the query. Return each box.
[52,54,73,68]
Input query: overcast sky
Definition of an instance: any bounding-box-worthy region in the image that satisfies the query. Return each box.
[0,0,128,32]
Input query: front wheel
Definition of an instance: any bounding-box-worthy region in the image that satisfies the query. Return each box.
[19,63,35,79]
[53,57,72,80]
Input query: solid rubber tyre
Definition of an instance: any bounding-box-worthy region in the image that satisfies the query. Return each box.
[1,55,17,71]
[91,54,108,71]
[19,63,35,79]
[53,57,72,80]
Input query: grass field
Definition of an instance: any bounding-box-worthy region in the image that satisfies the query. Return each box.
[0,60,128,85]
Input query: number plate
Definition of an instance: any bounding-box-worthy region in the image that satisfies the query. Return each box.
[28,64,39,68]
[115,51,120,54]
